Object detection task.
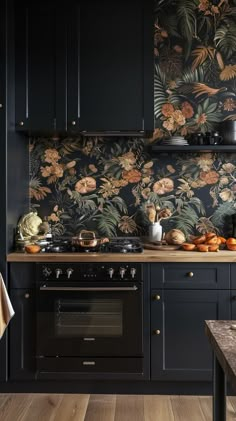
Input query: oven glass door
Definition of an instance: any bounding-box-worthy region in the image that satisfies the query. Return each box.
[36,282,143,357]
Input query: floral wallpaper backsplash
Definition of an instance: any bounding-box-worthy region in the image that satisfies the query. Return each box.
[29,0,236,240]
[153,0,236,140]
[29,137,236,239]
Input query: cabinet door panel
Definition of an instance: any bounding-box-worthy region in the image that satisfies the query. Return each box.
[15,0,67,131]
[9,289,36,380]
[79,0,144,132]
[151,289,230,381]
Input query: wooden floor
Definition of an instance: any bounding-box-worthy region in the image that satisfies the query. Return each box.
[0,394,236,421]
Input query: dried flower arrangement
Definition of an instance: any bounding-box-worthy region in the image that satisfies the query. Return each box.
[145,203,172,224]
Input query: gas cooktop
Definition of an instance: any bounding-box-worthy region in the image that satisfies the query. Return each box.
[40,238,143,253]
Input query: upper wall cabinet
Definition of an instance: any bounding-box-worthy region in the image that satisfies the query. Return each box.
[15,0,75,133]
[15,0,154,135]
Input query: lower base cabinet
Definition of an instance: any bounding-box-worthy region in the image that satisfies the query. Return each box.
[9,289,36,380]
[151,289,230,381]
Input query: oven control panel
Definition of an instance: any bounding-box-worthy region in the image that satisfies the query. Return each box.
[37,263,142,282]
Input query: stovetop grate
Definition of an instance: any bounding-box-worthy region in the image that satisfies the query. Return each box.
[40,237,143,253]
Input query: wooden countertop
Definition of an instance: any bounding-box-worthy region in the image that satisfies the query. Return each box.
[6,249,236,262]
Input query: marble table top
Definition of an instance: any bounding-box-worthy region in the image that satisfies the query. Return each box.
[205,320,236,390]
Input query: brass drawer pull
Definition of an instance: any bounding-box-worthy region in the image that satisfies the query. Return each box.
[188,272,194,278]
[153,294,161,301]
[24,293,30,299]
[153,329,161,335]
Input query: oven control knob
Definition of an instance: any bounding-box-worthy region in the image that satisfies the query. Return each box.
[119,267,126,279]
[42,266,52,278]
[108,268,114,279]
[130,267,136,279]
[67,268,74,279]
[55,268,62,279]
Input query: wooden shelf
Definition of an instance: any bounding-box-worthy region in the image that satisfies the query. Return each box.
[149,145,236,153]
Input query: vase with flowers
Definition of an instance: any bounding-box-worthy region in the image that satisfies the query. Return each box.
[161,102,194,142]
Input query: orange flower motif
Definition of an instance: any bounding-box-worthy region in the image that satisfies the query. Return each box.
[41,166,52,177]
[181,102,194,119]
[223,98,236,111]
[122,169,142,183]
[161,103,175,117]
[163,117,175,131]
[198,0,210,12]
[52,163,64,178]
[153,178,174,194]
[75,177,97,194]
[48,213,59,222]
[197,113,207,125]
[44,148,60,163]
[200,171,219,185]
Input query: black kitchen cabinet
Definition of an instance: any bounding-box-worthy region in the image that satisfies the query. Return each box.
[15,0,154,135]
[230,264,236,318]
[151,288,230,381]
[0,0,7,382]
[9,263,36,381]
[150,263,231,382]
[9,288,36,380]
[79,0,153,134]
[15,0,71,132]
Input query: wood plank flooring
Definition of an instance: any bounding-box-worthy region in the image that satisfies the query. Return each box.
[0,394,236,421]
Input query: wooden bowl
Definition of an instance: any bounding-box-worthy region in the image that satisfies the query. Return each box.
[25,244,41,254]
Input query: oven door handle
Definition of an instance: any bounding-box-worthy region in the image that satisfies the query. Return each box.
[39,285,139,291]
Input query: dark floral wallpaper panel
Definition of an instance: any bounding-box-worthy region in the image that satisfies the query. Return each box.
[29,0,236,239]
[30,137,236,239]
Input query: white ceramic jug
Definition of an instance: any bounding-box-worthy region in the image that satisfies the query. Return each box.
[148,222,162,242]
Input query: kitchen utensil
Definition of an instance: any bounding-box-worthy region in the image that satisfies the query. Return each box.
[72,230,109,248]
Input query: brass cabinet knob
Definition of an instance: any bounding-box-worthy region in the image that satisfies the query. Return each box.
[24,293,30,299]
[19,121,24,126]
[153,294,161,301]
[71,120,76,126]
[153,329,161,335]
[188,272,194,277]
[0,103,3,108]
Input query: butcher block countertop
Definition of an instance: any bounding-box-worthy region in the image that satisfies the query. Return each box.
[6,250,236,262]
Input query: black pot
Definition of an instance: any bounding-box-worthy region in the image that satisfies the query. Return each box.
[219,121,236,145]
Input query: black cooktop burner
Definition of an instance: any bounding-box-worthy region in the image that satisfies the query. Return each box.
[41,241,71,253]
[103,238,143,253]
[40,238,143,253]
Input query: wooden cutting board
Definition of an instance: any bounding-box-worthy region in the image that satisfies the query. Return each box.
[143,242,180,251]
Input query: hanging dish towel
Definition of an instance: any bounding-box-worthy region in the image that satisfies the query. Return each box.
[0,273,15,339]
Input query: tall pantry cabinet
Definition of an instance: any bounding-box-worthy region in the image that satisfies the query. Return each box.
[0,0,30,381]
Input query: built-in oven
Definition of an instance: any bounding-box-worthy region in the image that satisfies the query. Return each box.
[36,263,143,378]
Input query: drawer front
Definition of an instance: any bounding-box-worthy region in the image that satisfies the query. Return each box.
[9,263,36,288]
[151,263,230,289]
